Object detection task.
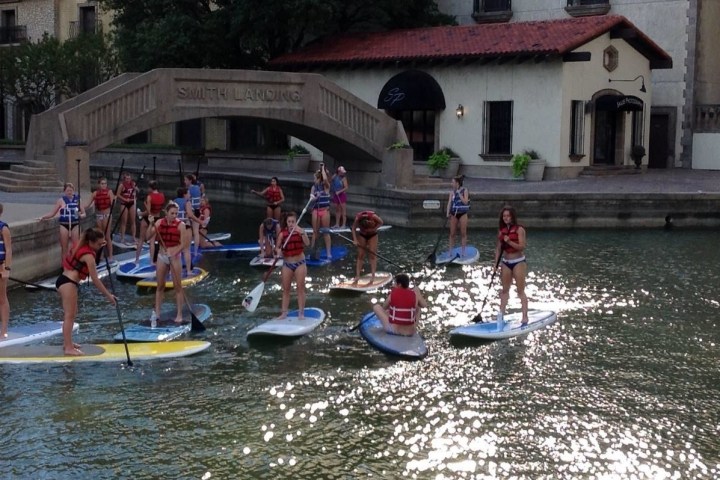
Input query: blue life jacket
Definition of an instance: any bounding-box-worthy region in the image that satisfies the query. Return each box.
[312,183,331,209]
[58,194,80,224]
[188,184,202,209]
[451,188,470,214]
[0,220,7,261]
[330,176,344,194]
[174,197,188,222]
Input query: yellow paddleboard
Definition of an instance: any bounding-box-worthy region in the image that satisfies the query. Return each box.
[0,341,211,364]
[136,268,209,290]
[330,271,394,293]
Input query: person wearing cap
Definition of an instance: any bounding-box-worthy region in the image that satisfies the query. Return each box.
[331,166,349,228]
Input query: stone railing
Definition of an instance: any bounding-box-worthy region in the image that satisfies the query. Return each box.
[695,104,720,133]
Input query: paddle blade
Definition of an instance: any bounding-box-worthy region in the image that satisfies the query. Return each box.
[243,282,265,312]
[471,313,484,323]
[190,311,206,332]
[425,252,437,264]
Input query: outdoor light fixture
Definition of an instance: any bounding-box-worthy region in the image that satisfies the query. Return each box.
[456,104,464,118]
[608,75,647,93]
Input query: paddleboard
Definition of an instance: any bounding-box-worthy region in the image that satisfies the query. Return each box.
[114,249,149,267]
[330,271,393,293]
[450,310,558,340]
[112,233,138,249]
[305,225,393,234]
[249,255,283,268]
[199,243,259,253]
[0,322,78,348]
[0,340,211,364]
[113,304,212,342]
[24,259,119,291]
[116,251,201,280]
[246,308,325,338]
[358,313,428,360]
[194,232,231,244]
[136,268,209,290]
[435,246,480,265]
[306,246,349,267]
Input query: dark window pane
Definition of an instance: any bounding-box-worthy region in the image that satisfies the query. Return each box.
[483,0,511,12]
[487,101,512,154]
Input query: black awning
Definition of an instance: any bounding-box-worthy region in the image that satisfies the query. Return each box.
[595,94,644,112]
[377,70,446,111]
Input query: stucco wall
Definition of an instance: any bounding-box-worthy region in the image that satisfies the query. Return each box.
[15,0,55,39]
[692,133,720,170]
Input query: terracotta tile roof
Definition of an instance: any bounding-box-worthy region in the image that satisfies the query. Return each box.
[269,15,671,69]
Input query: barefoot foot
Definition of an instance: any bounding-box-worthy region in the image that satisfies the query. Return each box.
[64,347,84,356]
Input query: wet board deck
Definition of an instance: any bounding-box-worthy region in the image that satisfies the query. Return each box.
[435,246,480,265]
[136,268,209,290]
[304,225,393,235]
[358,313,428,360]
[112,233,138,249]
[116,252,201,280]
[198,243,259,253]
[249,256,283,268]
[330,272,393,293]
[0,340,211,364]
[114,250,149,267]
[246,308,325,338]
[450,310,558,340]
[113,304,212,342]
[24,260,119,291]
[306,246,349,267]
[195,232,231,244]
[0,322,78,348]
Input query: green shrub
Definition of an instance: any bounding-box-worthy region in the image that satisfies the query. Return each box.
[511,153,531,178]
[288,144,310,159]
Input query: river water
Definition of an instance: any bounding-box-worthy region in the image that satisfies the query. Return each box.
[1,204,719,479]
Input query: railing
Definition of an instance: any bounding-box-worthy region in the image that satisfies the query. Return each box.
[0,25,27,44]
[68,21,103,38]
[695,104,720,133]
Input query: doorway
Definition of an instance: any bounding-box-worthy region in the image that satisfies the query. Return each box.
[593,109,617,165]
[648,113,669,168]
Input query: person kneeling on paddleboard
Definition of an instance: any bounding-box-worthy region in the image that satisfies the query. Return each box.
[258,217,280,259]
[372,273,427,337]
[56,228,117,356]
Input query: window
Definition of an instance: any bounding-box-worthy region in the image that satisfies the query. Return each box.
[570,100,585,156]
[80,6,97,34]
[478,0,511,12]
[484,101,513,155]
[0,9,25,44]
[631,110,644,147]
[566,0,610,17]
[473,0,513,23]
[389,110,436,161]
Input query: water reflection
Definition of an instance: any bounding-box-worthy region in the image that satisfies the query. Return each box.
[2,206,720,478]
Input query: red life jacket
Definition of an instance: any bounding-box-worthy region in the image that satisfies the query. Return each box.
[62,244,96,280]
[499,224,523,254]
[94,188,111,211]
[387,287,417,325]
[199,205,211,228]
[157,218,182,247]
[120,180,136,202]
[356,210,379,235]
[148,191,165,215]
[266,185,282,204]
[281,228,305,257]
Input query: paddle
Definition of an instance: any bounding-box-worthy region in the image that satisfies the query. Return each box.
[99,159,127,262]
[471,247,504,323]
[426,214,451,264]
[178,158,184,186]
[243,196,314,312]
[10,277,48,290]
[319,228,405,271]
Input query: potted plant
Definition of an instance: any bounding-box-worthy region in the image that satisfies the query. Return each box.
[630,145,646,169]
[427,147,460,178]
[523,149,546,181]
[511,152,530,179]
[287,144,311,171]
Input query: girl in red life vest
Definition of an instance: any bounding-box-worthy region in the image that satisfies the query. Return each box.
[310,165,332,260]
[372,273,428,337]
[351,210,383,285]
[38,183,87,263]
[198,197,221,248]
[84,177,115,262]
[446,175,470,258]
[55,228,117,356]
[494,205,529,325]
[0,203,12,338]
[251,176,285,221]
[146,202,187,325]
[275,211,310,319]
[136,180,166,262]
[115,171,137,244]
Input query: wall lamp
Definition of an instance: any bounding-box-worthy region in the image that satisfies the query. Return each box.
[455,104,464,118]
[608,75,647,93]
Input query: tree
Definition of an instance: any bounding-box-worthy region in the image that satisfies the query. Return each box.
[99,0,455,71]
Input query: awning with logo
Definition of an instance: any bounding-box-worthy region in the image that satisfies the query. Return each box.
[595,94,644,112]
[377,70,446,111]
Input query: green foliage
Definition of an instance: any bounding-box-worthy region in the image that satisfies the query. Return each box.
[511,153,531,178]
[288,144,310,159]
[522,149,540,159]
[427,149,451,173]
[387,141,411,150]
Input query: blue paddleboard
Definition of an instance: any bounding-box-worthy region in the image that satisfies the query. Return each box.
[116,251,201,280]
[113,304,212,342]
[435,246,480,265]
[450,310,558,340]
[358,313,428,360]
[198,243,259,253]
[306,246,349,267]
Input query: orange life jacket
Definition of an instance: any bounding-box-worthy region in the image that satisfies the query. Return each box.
[157,218,182,247]
[281,228,304,257]
[94,188,112,211]
[62,244,96,280]
[387,287,417,325]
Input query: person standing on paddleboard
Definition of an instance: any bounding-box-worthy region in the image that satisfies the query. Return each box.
[447,175,470,258]
[116,171,138,245]
[310,165,332,260]
[84,177,115,263]
[136,180,166,262]
[330,166,349,228]
[174,187,199,276]
[372,273,428,336]
[0,203,12,338]
[56,228,117,356]
[351,210,383,286]
[38,183,86,262]
[146,202,188,326]
[251,177,285,221]
[276,211,310,319]
[495,205,529,325]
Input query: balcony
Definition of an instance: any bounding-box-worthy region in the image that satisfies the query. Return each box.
[0,25,27,45]
[473,0,513,23]
[566,0,611,17]
[695,105,720,133]
[68,20,103,38]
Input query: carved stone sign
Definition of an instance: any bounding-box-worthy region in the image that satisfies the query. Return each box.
[175,81,302,104]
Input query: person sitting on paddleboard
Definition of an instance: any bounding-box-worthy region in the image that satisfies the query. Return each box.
[174,187,199,276]
[495,205,529,325]
[351,210,383,285]
[38,183,86,262]
[198,196,222,248]
[447,175,470,258]
[56,228,117,356]
[372,273,427,337]
[84,177,115,263]
[330,166,349,228]
[0,203,12,339]
[276,211,310,320]
[136,180,166,262]
[310,165,332,260]
[116,171,137,245]
[258,217,280,259]
[251,177,285,221]
[146,202,188,327]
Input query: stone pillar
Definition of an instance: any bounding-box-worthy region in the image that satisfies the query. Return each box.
[382,147,414,188]
[64,145,91,197]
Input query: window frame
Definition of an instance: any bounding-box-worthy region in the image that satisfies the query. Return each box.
[482,100,513,159]
[570,100,586,159]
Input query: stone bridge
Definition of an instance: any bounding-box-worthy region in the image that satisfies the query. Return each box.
[23,68,412,192]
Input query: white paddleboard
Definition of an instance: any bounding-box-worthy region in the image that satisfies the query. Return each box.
[249,255,283,268]
[330,272,393,293]
[113,304,212,342]
[450,310,558,340]
[304,225,393,234]
[112,233,138,249]
[436,246,480,265]
[246,308,325,338]
[24,260,119,291]
[0,322,78,348]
